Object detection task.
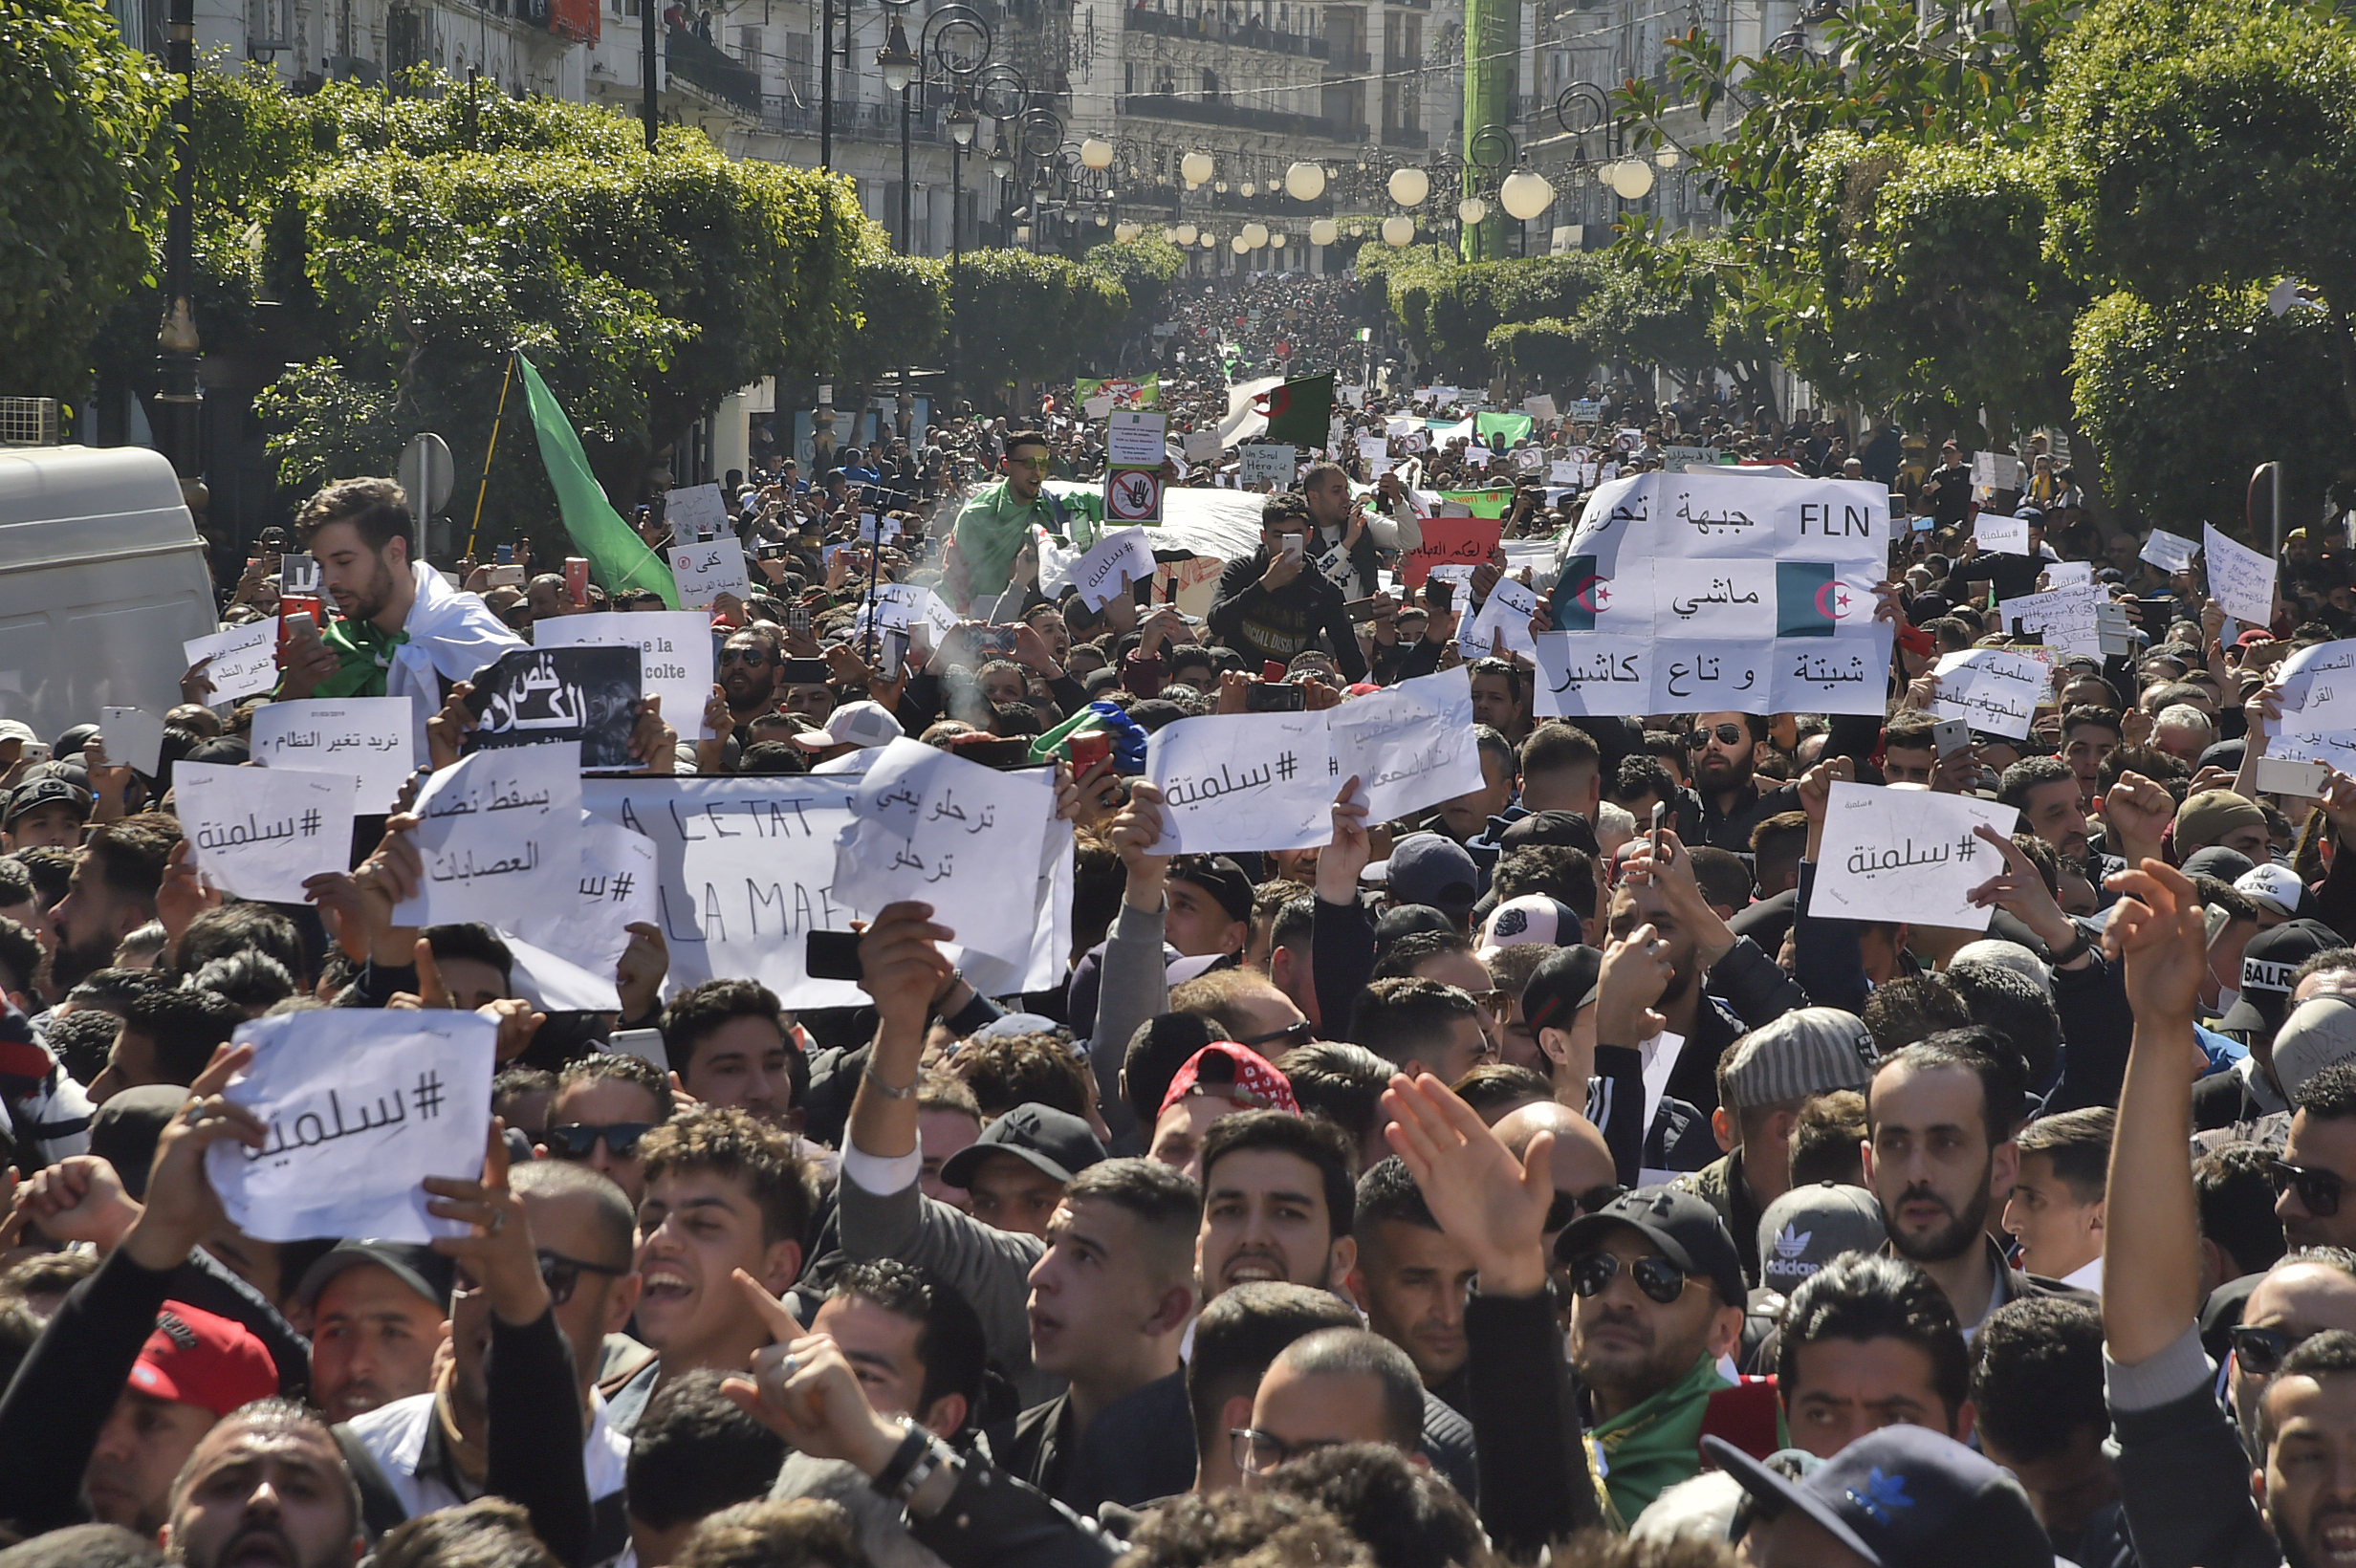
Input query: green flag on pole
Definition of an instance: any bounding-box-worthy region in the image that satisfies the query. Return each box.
[1253,373,1335,446]
[514,352,680,609]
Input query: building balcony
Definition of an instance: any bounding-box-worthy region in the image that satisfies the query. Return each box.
[1117,91,1337,137]
[1324,46,1371,72]
[1122,8,1329,55]
[665,29,759,111]
[751,93,948,142]
[1380,123,1427,147]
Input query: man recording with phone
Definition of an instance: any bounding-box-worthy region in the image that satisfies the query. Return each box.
[1207,496,1369,683]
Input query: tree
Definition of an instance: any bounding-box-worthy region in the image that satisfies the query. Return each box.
[0,0,173,402]
[1080,232,1186,329]
[947,250,1128,400]
[836,249,948,425]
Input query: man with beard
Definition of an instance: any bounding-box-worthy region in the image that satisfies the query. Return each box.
[1298,461,1418,602]
[716,626,786,737]
[294,1243,451,1423]
[272,478,522,720]
[163,1400,365,1568]
[1864,1033,2088,1339]
[2274,1065,2356,1252]
[1686,714,1798,853]
[50,818,180,996]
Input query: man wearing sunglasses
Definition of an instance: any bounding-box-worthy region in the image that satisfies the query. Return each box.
[539,1055,674,1208]
[947,431,1081,612]
[716,626,785,736]
[1686,713,1798,853]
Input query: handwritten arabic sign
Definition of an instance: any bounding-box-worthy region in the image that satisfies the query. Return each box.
[1071,527,1156,613]
[664,482,731,542]
[2263,640,2356,773]
[1400,518,1502,588]
[1930,649,2048,741]
[177,762,355,904]
[830,738,1053,967]
[251,698,416,814]
[1145,710,1333,855]
[534,611,718,742]
[394,742,581,927]
[1997,583,2103,659]
[669,534,752,609]
[2141,529,2199,575]
[208,1009,497,1244]
[1458,577,1540,661]
[463,646,642,773]
[1328,669,1485,824]
[1807,781,2016,929]
[509,812,660,993]
[184,622,279,704]
[2204,524,2278,627]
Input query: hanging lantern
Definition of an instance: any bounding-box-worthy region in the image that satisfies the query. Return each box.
[1284,161,1326,201]
[1308,217,1340,247]
[1381,215,1415,246]
[1499,167,1555,221]
[1387,165,1429,207]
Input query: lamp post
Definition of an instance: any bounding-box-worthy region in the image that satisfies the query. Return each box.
[159,0,204,524]
[639,0,657,151]
[1460,122,1513,262]
[819,0,857,168]
[879,1,990,255]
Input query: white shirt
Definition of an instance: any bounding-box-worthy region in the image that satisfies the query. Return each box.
[344,1388,629,1520]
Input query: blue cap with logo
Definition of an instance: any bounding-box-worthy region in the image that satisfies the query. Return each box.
[1706,1425,2053,1568]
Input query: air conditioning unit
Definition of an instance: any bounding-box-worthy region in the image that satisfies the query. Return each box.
[329,54,381,82]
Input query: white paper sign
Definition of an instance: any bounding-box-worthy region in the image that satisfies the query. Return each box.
[830,738,1053,966]
[1997,583,2105,658]
[1071,526,1156,612]
[177,762,355,904]
[1328,669,1485,824]
[665,483,731,541]
[184,623,279,704]
[510,812,660,989]
[669,535,753,610]
[1106,411,1167,468]
[2204,525,2278,627]
[1240,445,1297,489]
[1145,710,1333,855]
[2042,560,2094,588]
[857,513,901,544]
[1807,782,2017,929]
[2141,530,2199,574]
[1972,451,2001,490]
[1458,577,1540,661]
[1184,430,1225,464]
[1930,649,2048,741]
[534,611,718,742]
[250,698,418,814]
[208,1009,498,1244]
[393,743,582,926]
[1974,514,2030,555]
[98,708,167,777]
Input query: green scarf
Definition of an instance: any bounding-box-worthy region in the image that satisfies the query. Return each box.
[300,618,409,700]
[1589,1353,1734,1525]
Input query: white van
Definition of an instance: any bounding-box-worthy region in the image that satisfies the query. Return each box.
[0,445,222,740]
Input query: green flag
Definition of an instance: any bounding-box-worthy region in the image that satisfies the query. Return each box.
[514,352,680,609]
[1475,410,1534,447]
[1440,490,1516,519]
[1254,373,1334,446]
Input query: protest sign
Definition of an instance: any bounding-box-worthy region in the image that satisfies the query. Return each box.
[1974,514,2030,555]
[953,818,1074,999]
[394,742,581,926]
[1997,583,2104,658]
[2042,559,2094,589]
[1662,445,1724,468]
[665,483,731,541]
[184,622,279,704]
[1327,669,1484,823]
[510,811,660,993]
[863,582,961,646]
[1808,782,2015,929]
[502,935,622,1013]
[1071,526,1156,612]
[1523,395,1559,420]
[1400,517,1503,587]
[581,774,869,1008]
[2204,525,2278,626]
[2141,529,2199,574]
[463,646,642,773]
[250,698,417,814]
[98,708,166,777]
[1106,410,1167,468]
[1533,471,1892,716]
[831,738,1054,966]
[1358,436,1390,466]
[1184,429,1224,464]
[177,762,355,904]
[669,534,752,609]
[1146,710,1333,855]
[1972,451,2001,490]
[2261,640,2356,775]
[1239,445,1297,489]
[1930,648,2048,740]
[856,513,901,543]
[209,1009,497,1244]
[278,554,321,597]
[1458,577,1540,661]
[534,611,718,741]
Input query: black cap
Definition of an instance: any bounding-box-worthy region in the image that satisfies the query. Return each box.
[2220,917,2343,1039]
[1168,855,1255,926]
[5,776,90,827]
[1707,1426,2052,1568]
[294,1240,456,1313]
[939,1102,1107,1188]
[1496,809,1601,858]
[88,1085,187,1201]
[2179,845,2258,883]
[1557,1185,1747,1309]
[1372,904,1456,947]
[1519,944,1603,1035]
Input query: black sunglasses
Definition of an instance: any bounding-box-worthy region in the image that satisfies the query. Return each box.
[720,647,774,666]
[1687,723,1747,750]
[1544,1184,1628,1235]
[1239,1021,1316,1052]
[2273,1159,2345,1217]
[2230,1324,2312,1378]
[543,1122,656,1161]
[1570,1250,1691,1305]
[456,1250,628,1307]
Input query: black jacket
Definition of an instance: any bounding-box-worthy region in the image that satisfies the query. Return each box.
[984,1368,1197,1519]
[1207,553,1369,682]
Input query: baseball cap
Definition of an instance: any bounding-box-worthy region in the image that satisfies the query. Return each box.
[4,776,90,827]
[1756,1183,1888,1295]
[1157,1042,1298,1120]
[2270,996,2356,1101]
[1373,904,1457,947]
[2174,790,2269,856]
[1556,1186,1747,1309]
[2220,918,2343,1039]
[1167,855,1254,926]
[128,1301,279,1418]
[1948,939,2051,998]
[1495,810,1602,858]
[938,1102,1107,1188]
[790,700,904,751]
[1368,834,1479,917]
[0,721,36,753]
[1707,1425,2053,1568]
[1519,944,1603,1035]
[1477,894,1582,956]
[294,1240,456,1315]
[2236,863,2315,921]
[88,1085,193,1201]
[2179,845,2258,883]
[1720,1008,1877,1111]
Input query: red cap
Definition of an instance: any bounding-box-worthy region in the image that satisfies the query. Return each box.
[1158,1042,1299,1122]
[127,1301,277,1418]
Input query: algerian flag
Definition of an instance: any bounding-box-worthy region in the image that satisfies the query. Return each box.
[514,353,679,609]
[1252,373,1335,446]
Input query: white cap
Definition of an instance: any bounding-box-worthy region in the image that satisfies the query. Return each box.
[2236,863,2308,919]
[792,699,903,751]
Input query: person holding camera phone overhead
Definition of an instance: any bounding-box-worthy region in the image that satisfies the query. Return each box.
[1207,494,1369,683]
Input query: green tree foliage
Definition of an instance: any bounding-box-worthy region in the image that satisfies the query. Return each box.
[1080,232,1186,327]
[837,250,949,392]
[1364,252,1606,376]
[2071,287,2355,531]
[948,250,1128,396]
[0,0,173,402]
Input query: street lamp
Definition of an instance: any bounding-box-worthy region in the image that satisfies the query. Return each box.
[1309,217,1339,247]
[1285,161,1326,202]
[1499,163,1555,254]
[876,14,917,94]
[159,0,202,523]
[1461,123,1513,261]
[1388,165,1430,207]
[1181,150,1214,187]
[1080,137,1114,170]
[948,88,977,146]
[1382,215,1415,247]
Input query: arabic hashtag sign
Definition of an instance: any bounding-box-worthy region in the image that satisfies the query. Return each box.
[207,1009,498,1243]
[1144,710,1335,855]
[1804,781,2019,931]
[175,762,356,904]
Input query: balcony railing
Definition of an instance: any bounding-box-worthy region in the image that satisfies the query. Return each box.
[752,93,948,140]
[1122,7,1329,55]
[1383,51,1419,72]
[1117,91,1338,137]
[665,29,760,111]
